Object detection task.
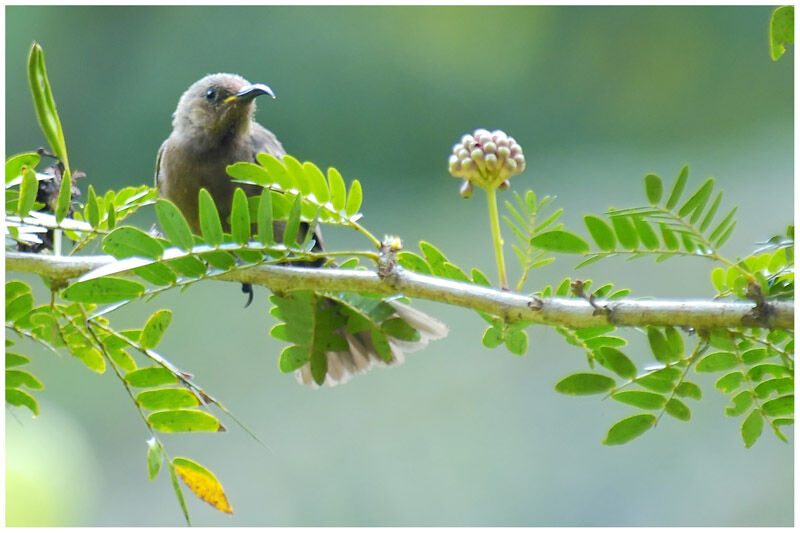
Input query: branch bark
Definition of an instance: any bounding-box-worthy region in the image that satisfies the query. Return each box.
[5,251,793,330]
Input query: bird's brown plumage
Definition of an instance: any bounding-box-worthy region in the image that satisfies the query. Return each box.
[156,73,448,386]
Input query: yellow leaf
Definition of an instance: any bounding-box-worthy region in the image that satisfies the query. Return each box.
[172,457,233,515]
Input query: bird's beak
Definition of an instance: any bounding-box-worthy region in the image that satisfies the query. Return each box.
[224,83,276,104]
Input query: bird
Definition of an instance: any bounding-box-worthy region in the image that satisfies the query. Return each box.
[155,73,448,386]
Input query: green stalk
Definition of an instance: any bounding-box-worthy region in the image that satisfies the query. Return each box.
[485,186,508,290]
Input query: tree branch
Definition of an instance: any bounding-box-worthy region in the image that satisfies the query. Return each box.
[6,251,793,330]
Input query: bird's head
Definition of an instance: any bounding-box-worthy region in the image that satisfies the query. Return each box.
[172,73,275,144]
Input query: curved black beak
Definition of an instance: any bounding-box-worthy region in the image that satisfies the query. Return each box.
[224,83,276,103]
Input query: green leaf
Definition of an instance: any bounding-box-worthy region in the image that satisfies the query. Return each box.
[103,226,164,259]
[708,207,737,243]
[27,42,69,170]
[646,327,674,364]
[754,377,793,399]
[345,179,363,217]
[695,351,737,373]
[611,390,666,410]
[419,241,447,273]
[663,327,684,359]
[283,195,302,246]
[715,371,745,394]
[675,381,702,400]
[199,251,236,271]
[6,388,39,416]
[637,367,680,393]
[283,155,309,194]
[643,173,662,204]
[595,347,636,379]
[18,169,38,218]
[610,215,638,250]
[6,369,44,390]
[6,281,30,302]
[665,398,691,421]
[665,165,688,210]
[155,199,194,250]
[132,263,177,286]
[168,462,191,526]
[230,188,251,245]
[226,161,272,185]
[278,345,310,373]
[602,413,656,445]
[741,348,770,365]
[714,220,737,248]
[471,268,492,286]
[140,310,173,349]
[6,293,34,323]
[5,152,40,184]
[554,372,615,395]
[125,367,178,388]
[6,352,31,368]
[256,188,274,245]
[769,6,794,61]
[678,177,714,221]
[309,348,328,385]
[148,409,224,433]
[584,336,627,349]
[197,189,223,246]
[72,347,105,373]
[109,348,137,372]
[382,317,421,342]
[482,325,504,348]
[711,267,726,292]
[583,215,616,251]
[632,217,659,250]
[137,388,200,411]
[397,251,432,274]
[370,328,393,363]
[106,201,116,230]
[698,192,722,233]
[85,185,100,227]
[62,277,145,304]
[256,153,292,188]
[328,167,346,212]
[172,457,233,515]
[762,395,794,417]
[746,363,791,382]
[303,161,330,204]
[505,328,528,356]
[147,438,164,480]
[659,223,679,251]
[531,230,589,254]
[55,170,72,223]
[725,390,754,417]
[740,408,764,448]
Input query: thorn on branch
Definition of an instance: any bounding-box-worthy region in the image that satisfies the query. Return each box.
[743,282,776,327]
[571,279,617,323]
[528,296,544,310]
[378,235,402,287]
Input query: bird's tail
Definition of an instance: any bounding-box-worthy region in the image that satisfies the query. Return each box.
[294,301,448,387]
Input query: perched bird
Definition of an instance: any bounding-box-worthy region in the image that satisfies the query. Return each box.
[155,73,448,386]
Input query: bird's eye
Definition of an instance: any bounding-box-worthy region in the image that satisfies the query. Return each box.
[205,89,216,100]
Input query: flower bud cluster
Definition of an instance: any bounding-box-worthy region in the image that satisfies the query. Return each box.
[448,128,525,190]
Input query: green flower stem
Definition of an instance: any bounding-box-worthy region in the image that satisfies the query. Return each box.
[485,186,508,290]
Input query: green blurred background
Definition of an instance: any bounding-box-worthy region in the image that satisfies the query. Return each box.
[5,5,793,526]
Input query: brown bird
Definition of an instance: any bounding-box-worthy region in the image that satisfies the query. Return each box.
[155,73,448,386]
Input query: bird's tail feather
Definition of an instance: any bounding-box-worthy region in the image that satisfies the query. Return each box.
[295,301,448,387]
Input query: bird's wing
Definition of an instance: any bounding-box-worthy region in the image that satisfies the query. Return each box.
[154,139,168,191]
[249,123,287,161]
